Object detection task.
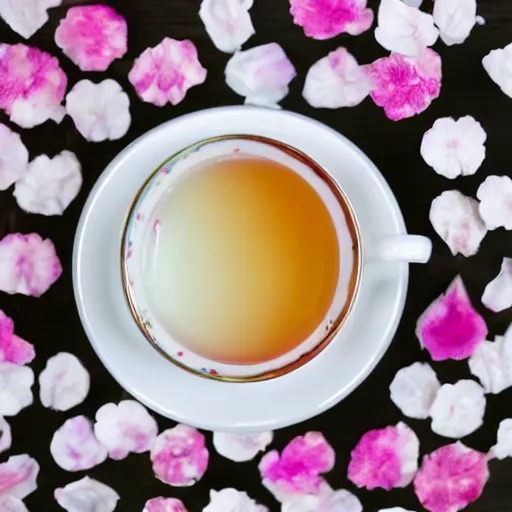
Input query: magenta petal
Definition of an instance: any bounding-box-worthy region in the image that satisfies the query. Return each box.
[416,276,487,361]
[0,310,35,365]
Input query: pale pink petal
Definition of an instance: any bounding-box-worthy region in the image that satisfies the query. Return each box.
[143,497,188,512]
[0,495,28,512]
[0,363,34,416]
[94,400,158,460]
[482,43,512,98]
[389,362,440,419]
[0,0,61,39]
[348,422,419,491]
[414,442,488,512]
[289,0,374,39]
[378,509,415,512]
[302,47,372,108]
[477,175,512,231]
[375,0,438,56]
[55,477,119,512]
[225,43,296,108]
[213,431,273,462]
[491,418,512,460]
[416,276,487,361]
[129,38,207,107]
[365,48,442,121]
[50,416,108,471]
[0,125,28,191]
[421,117,486,178]
[65,79,131,142]
[0,417,11,454]
[0,44,66,129]
[0,455,39,499]
[55,5,127,72]
[283,488,363,512]
[433,0,478,46]
[429,191,487,257]
[0,233,62,297]
[482,258,512,312]
[203,489,268,512]
[39,353,90,411]
[0,310,35,365]
[150,424,209,487]
[199,0,254,53]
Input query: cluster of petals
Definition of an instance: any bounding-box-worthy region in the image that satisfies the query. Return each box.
[476,175,512,231]
[55,477,119,512]
[143,497,188,512]
[0,454,39,499]
[203,488,268,512]
[483,42,512,98]
[0,310,35,366]
[482,258,512,312]
[0,124,29,191]
[213,431,273,462]
[0,363,34,416]
[433,0,479,46]
[491,418,512,459]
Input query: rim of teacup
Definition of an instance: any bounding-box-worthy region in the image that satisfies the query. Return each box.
[120,135,362,383]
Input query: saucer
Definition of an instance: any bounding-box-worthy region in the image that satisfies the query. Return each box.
[73,106,408,432]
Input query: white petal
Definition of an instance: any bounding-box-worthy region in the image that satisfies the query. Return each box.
[0,495,29,512]
[429,190,487,257]
[302,47,372,109]
[420,116,486,178]
[39,353,90,411]
[390,362,441,419]
[0,0,61,39]
[13,151,82,216]
[491,418,512,459]
[0,417,12,453]
[429,380,486,438]
[482,258,512,312]
[203,489,268,512]
[0,124,28,191]
[282,488,362,512]
[483,42,512,98]
[0,363,34,416]
[375,0,439,56]
[477,175,512,230]
[66,79,131,143]
[55,477,119,512]
[225,43,296,108]
[199,0,254,53]
[379,509,415,512]
[0,455,39,499]
[213,431,273,462]
[433,0,477,45]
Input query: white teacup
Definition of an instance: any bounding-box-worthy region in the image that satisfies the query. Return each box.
[121,135,431,382]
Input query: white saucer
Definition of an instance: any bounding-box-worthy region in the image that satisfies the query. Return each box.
[73,107,408,432]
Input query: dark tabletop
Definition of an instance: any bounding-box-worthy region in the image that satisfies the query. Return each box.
[0,0,511,510]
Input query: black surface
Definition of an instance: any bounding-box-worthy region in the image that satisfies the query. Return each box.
[0,0,511,510]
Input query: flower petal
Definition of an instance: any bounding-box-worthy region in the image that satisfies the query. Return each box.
[0,363,34,416]
[225,43,296,108]
[203,489,268,512]
[378,509,415,512]
[0,233,62,297]
[482,258,512,312]
[0,417,11,454]
[142,497,188,512]
[482,43,512,98]
[0,455,39,499]
[39,353,90,411]
[375,0,438,56]
[283,488,363,512]
[199,0,255,53]
[491,418,512,459]
[289,0,374,39]
[0,310,35,365]
[129,38,207,107]
[390,362,441,419]
[66,79,131,142]
[0,44,67,129]
[213,432,273,462]
[476,175,512,230]
[0,0,61,39]
[434,0,477,46]
[429,379,486,438]
[416,276,487,361]
[94,400,158,460]
[348,422,419,491]
[55,477,119,512]
[421,116,486,178]
[365,48,442,121]
[302,47,372,108]
[429,191,487,257]
[50,416,108,472]
[0,495,28,512]
[151,424,209,487]
[414,442,488,512]
[0,124,29,191]
[55,5,127,72]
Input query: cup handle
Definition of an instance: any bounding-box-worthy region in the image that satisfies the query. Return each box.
[367,235,432,264]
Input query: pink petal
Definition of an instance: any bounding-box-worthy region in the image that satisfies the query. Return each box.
[129,38,207,107]
[365,48,442,121]
[289,0,374,40]
[416,276,487,361]
[55,477,119,512]
[213,431,273,462]
[0,233,62,297]
[482,258,512,312]
[414,442,488,512]
[150,424,209,487]
[0,417,11,454]
[55,5,127,72]
[347,422,419,491]
[50,416,108,472]
[0,363,34,417]
[0,495,28,512]
[143,497,188,512]
[0,124,29,191]
[476,175,512,231]
[0,310,35,365]
[259,432,335,499]
[0,44,67,129]
[0,455,39,500]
